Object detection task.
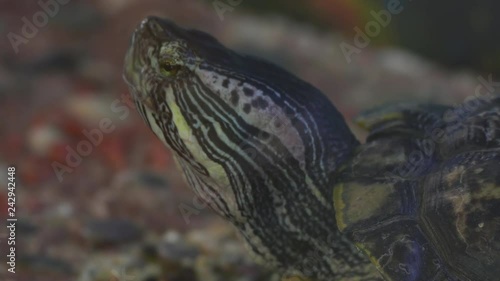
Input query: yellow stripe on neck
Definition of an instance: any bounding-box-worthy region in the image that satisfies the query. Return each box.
[168,100,229,184]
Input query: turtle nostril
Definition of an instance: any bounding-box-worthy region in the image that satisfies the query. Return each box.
[141,16,159,28]
[135,17,157,39]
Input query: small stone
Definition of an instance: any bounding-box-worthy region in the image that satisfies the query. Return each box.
[83,219,143,246]
[157,231,200,266]
[137,171,169,189]
[18,219,38,235]
[28,124,65,157]
[20,255,74,275]
[78,253,161,281]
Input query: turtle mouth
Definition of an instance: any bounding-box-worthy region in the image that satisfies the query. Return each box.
[124,20,153,107]
[124,17,176,113]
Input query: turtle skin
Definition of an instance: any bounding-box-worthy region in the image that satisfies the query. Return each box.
[334,96,500,281]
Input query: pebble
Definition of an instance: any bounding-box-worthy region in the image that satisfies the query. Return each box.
[17,219,38,236]
[78,226,276,281]
[78,253,161,281]
[20,255,74,275]
[137,170,169,189]
[83,219,143,246]
[157,231,200,265]
[28,124,65,157]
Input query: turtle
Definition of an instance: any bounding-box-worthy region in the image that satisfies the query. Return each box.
[123,16,500,281]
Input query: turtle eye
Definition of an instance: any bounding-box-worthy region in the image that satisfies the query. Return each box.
[159,61,183,77]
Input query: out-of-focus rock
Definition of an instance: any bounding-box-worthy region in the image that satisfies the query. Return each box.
[78,253,161,281]
[82,219,143,246]
[28,123,65,157]
[19,255,74,276]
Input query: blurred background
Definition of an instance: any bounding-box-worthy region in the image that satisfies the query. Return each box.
[0,0,499,280]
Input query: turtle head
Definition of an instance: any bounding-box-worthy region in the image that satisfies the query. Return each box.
[124,16,369,279]
[123,15,359,206]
